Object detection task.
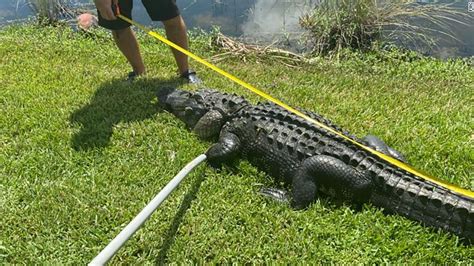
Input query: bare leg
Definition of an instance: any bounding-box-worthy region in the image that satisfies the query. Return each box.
[112,27,146,75]
[162,15,189,74]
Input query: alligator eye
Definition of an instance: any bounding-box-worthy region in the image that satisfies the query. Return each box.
[184,107,194,115]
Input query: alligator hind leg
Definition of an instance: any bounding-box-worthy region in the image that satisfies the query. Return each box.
[363,134,407,162]
[291,155,373,209]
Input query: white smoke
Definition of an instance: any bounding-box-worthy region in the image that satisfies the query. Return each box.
[241,0,318,40]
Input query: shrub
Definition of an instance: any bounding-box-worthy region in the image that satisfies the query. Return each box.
[299,0,469,55]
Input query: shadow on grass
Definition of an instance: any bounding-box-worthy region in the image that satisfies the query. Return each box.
[70,77,180,150]
[155,173,206,264]
[71,77,209,260]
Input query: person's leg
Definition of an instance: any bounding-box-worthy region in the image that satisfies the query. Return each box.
[142,0,200,83]
[112,27,146,75]
[162,15,189,74]
[97,0,145,78]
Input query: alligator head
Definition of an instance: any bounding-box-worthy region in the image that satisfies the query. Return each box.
[157,88,248,140]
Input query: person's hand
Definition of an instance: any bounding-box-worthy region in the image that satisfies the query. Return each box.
[94,0,118,20]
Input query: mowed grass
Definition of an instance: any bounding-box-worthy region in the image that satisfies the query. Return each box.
[1,24,473,264]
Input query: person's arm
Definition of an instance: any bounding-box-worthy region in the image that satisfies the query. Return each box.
[94,0,117,20]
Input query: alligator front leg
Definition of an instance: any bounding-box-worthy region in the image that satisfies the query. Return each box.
[205,130,241,168]
[292,155,373,209]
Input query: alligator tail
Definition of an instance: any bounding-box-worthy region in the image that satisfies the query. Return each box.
[370,169,473,243]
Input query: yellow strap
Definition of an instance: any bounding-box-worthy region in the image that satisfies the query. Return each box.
[117,14,474,199]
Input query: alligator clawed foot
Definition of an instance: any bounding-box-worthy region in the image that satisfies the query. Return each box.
[259,187,290,204]
[363,134,407,163]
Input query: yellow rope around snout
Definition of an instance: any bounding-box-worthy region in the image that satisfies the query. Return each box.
[117,14,474,199]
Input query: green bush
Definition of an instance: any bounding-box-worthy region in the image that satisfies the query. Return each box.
[300,0,469,55]
[300,0,379,54]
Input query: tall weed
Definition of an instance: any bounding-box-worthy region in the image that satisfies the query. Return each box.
[26,0,74,25]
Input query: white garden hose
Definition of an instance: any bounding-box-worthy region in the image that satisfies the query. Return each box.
[89,154,207,265]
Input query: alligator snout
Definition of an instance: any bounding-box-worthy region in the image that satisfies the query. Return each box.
[156,87,178,110]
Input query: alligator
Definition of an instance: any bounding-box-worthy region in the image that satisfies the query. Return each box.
[157,87,474,243]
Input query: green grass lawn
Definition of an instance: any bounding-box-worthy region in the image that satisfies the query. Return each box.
[1,24,473,264]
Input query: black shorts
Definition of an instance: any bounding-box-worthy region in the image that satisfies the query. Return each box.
[98,0,180,30]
